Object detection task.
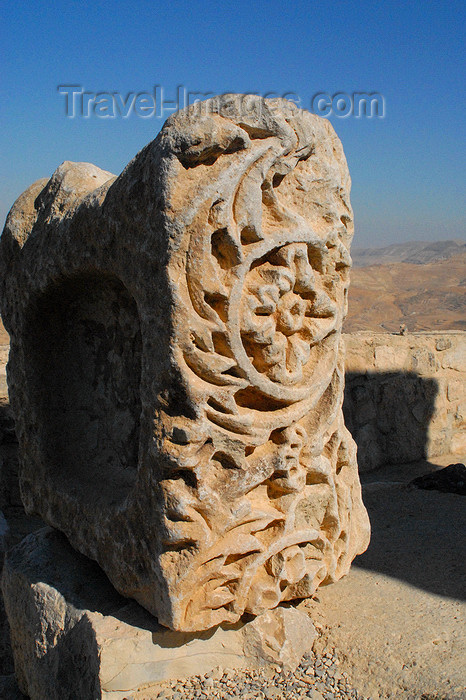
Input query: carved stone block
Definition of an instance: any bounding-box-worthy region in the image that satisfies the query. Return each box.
[0,96,370,631]
[2,527,318,700]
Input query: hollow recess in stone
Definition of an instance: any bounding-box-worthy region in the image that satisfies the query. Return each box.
[0,95,370,631]
[23,272,142,506]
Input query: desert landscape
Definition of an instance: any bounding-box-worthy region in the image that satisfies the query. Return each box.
[345,240,466,333]
[1,239,464,345]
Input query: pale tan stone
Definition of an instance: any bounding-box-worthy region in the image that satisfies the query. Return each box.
[344,335,374,374]
[374,344,407,371]
[0,95,369,631]
[447,379,464,403]
[410,347,438,375]
[439,343,466,371]
[344,331,466,470]
[244,606,317,670]
[2,528,317,699]
[451,429,466,455]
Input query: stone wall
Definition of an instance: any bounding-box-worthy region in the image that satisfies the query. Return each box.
[343,332,466,472]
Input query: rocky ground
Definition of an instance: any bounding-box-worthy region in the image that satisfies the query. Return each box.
[1,454,464,699]
[124,454,466,700]
[131,648,370,700]
[304,456,466,700]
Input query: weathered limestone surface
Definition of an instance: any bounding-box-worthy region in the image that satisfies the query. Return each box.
[0,95,369,631]
[2,527,317,700]
[1,333,464,481]
[344,331,466,471]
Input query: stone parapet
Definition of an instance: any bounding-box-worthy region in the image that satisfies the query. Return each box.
[343,331,465,471]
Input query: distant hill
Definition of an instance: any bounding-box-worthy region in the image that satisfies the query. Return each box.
[345,251,466,333]
[352,239,466,267]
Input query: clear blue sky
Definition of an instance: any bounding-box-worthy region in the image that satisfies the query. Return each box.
[1,0,465,247]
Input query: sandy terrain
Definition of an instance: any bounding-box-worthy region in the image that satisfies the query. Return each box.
[2,253,464,342]
[345,253,466,333]
[304,454,466,700]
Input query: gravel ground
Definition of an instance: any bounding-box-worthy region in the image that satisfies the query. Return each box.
[131,646,370,700]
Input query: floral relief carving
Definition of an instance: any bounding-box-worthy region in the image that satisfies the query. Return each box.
[1,95,370,632]
[240,242,337,385]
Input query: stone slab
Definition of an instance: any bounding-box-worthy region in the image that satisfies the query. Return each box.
[2,528,317,700]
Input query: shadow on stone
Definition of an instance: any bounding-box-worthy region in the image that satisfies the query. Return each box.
[344,369,465,601]
[1,528,317,698]
[409,462,466,495]
[344,370,438,472]
[23,271,142,509]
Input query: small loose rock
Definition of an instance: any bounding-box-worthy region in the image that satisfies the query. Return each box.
[135,646,370,700]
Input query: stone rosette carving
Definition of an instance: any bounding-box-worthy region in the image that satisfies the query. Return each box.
[0,95,370,631]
